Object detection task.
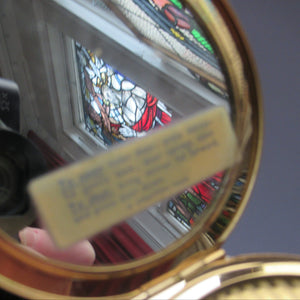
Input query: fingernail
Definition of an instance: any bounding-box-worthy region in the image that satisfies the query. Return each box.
[19,227,37,247]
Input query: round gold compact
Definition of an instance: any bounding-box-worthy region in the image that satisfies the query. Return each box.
[0,0,298,299]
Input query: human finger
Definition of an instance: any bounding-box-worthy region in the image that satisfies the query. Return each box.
[19,227,95,266]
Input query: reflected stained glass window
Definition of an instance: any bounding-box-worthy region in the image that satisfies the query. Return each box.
[86,0,228,103]
[75,42,172,145]
[108,0,223,82]
[75,43,224,227]
[75,5,224,227]
[169,171,224,227]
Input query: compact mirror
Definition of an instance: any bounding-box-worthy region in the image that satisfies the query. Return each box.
[0,0,261,298]
[62,0,230,257]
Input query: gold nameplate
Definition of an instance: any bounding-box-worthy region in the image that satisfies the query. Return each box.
[29,106,238,248]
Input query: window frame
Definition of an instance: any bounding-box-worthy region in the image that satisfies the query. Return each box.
[40,0,229,158]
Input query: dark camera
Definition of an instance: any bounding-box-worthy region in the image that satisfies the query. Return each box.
[0,78,47,216]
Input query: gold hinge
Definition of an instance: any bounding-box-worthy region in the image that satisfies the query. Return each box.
[133,248,225,299]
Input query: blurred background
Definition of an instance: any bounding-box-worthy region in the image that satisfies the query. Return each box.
[225,0,300,255]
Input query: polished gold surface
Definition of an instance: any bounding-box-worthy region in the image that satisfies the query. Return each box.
[175,254,300,300]
[208,277,300,300]
[0,0,265,298]
[141,253,300,300]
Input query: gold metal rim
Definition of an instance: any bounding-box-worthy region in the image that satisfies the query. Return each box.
[172,253,300,299]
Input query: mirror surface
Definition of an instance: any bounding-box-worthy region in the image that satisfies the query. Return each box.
[0,0,246,268]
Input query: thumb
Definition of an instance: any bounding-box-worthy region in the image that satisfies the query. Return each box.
[19,227,95,266]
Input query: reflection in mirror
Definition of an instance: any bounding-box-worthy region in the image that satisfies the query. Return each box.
[107,0,225,84]
[0,0,236,266]
[67,0,229,264]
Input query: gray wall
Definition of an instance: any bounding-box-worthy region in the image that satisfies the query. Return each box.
[224,0,300,255]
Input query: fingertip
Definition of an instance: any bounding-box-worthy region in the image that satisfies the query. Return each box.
[18,227,96,265]
[18,227,38,247]
[73,240,96,266]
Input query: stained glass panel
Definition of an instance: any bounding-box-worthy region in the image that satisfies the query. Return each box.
[168,172,224,227]
[88,0,228,99]
[75,42,172,146]
[75,41,224,228]
[108,0,223,82]
[75,0,228,228]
